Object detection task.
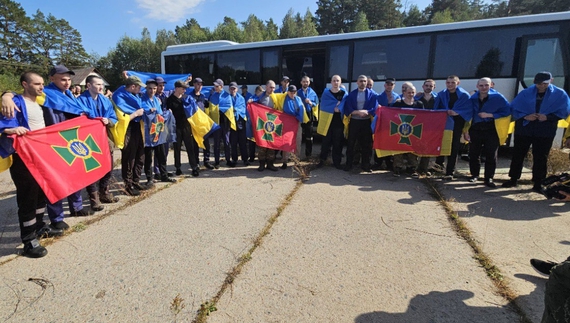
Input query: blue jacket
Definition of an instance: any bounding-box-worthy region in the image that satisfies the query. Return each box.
[345,88,377,117]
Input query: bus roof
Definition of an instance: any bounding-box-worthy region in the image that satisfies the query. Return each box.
[163,11,570,56]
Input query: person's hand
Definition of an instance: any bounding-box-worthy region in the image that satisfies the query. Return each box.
[121,71,128,79]
[524,114,538,121]
[447,110,458,116]
[101,118,109,125]
[247,99,253,103]
[304,98,311,104]
[478,112,493,118]
[537,113,548,121]
[4,127,28,136]
[463,132,470,142]
[135,108,144,117]
[150,108,156,113]
[2,93,19,118]
[556,190,570,201]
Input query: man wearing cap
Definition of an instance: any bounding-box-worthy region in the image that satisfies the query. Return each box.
[297,76,319,159]
[167,80,200,177]
[79,75,119,211]
[208,79,235,168]
[282,85,306,168]
[153,76,175,179]
[142,79,176,185]
[275,76,290,93]
[254,80,282,171]
[503,72,570,191]
[241,85,253,102]
[190,77,213,169]
[228,82,249,166]
[374,78,401,170]
[344,75,377,173]
[112,76,146,196]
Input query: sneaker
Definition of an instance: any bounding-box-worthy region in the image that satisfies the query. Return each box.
[469,177,478,183]
[153,174,160,181]
[425,171,432,177]
[361,165,372,173]
[22,239,47,258]
[243,161,251,166]
[484,179,497,188]
[160,176,176,183]
[281,162,288,170]
[51,221,70,230]
[146,179,155,188]
[530,258,557,276]
[501,179,518,188]
[36,224,64,239]
[393,169,401,177]
[227,161,236,168]
[125,185,140,196]
[204,162,214,169]
[132,182,148,191]
[191,167,200,177]
[70,209,89,217]
[411,172,419,178]
[175,168,183,176]
[443,174,454,181]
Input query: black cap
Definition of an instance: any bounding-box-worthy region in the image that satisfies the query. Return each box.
[287,85,297,92]
[193,77,203,84]
[281,76,290,82]
[155,76,166,84]
[49,65,75,76]
[213,79,224,87]
[241,84,248,89]
[534,72,552,84]
[146,78,158,86]
[229,82,238,89]
[384,78,396,84]
[174,80,189,88]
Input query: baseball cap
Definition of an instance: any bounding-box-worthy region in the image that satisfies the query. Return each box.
[174,80,189,88]
[155,76,166,84]
[213,79,224,87]
[229,82,238,89]
[534,72,552,84]
[287,85,297,92]
[281,76,290,82]
[125,76,146,87]
[49,65,75,76]
[146,78,158,86]
[193,77,203,84]
[241,84,248,89]
[384,78,396,84]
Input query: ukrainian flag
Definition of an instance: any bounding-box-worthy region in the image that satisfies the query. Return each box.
[208,91,236,130]
[185,97,220,149]
[0,156,11,173]
[317,88,347,136]
[109,101,131,149]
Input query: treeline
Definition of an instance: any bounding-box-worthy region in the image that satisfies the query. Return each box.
[1,0,569,90]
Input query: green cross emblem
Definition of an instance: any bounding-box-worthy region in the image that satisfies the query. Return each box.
[256,112,283,142]
[51,127,103,172]
[390,114,423,145]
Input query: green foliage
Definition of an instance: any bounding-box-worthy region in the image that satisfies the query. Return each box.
[351,12,370,32]
[403,5,429,26]
[212,17,243,43]
[0,72,21,93]
[241,14,266,42]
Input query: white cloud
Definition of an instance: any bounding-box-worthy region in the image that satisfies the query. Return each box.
[126,10,134,14]
[135,0,205,22]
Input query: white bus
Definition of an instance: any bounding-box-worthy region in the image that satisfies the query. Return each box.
[162,11,570,102]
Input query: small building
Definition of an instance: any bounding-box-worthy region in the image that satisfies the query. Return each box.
[70,67,110,87]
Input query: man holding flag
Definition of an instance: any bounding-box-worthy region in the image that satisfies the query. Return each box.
[79,75,120,210]
[297,76,319,159]
[208,79,236,168]
[317,75,347,169]
[228,82,249,166]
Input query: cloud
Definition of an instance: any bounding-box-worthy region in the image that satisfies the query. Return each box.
[135,0,205,22]
[126,10,134,14]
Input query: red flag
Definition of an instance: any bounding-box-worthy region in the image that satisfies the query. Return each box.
[247,102,298,152]
[373,106,450,156]
[13,116,111,203]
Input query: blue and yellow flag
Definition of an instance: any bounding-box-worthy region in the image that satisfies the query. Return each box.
[318,88,347,136]
[184,96,220,149]
[208,91,236,130]
[0,155,12,173]
[109,101,131,149]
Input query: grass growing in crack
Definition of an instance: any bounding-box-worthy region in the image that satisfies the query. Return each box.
[423,179,531,323]
[170,294,186,322]
[72,222,87,232]
[192,180,304,323]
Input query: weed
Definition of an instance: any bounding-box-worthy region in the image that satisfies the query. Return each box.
[72,222,87,232]
[170,294,186,322]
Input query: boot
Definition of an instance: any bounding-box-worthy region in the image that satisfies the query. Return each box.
[258,161,266,172]
[89,192,104,212]
[266,161,278,171]
[100,190,119,203]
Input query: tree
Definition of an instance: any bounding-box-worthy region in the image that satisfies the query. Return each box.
[359,0,403,29]
[0,0,32,74]
[175,18,211,44]
[297,8,319,37]
[403,4,428,26]
[351,12,370,32]
[315,0,359,34]
[241,14,265,43]
[212,16,243,42]
[28,10,59,70]
[430,8,455,23]
[265,18,279,40]
[53,18,90,68]
[280,8,298,39]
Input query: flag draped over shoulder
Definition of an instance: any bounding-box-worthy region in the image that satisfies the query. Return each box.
[297,87,319,120]
[183,96,219,149]
[127,71,189,92]
[208,91,236,130]
[247,102,299,152]
[511,84,570,123]
[42,83,84,115]
[467,89,512,145]
[12,115,111,203]
[317,88,347,136]
[111,86,143,149]
[373,106,452,157]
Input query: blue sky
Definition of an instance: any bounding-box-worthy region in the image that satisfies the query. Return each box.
[18,0,432,57]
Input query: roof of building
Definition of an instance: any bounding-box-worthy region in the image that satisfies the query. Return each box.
[70,67,110,86]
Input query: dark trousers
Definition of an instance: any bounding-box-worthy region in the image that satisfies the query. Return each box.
[10,154,46,243]
[345,118,372,168]
[230,118,248,162]
[248,140,256,161]
[437,116,465,175]
[468,124,499,179]
[153,142,169,175]
[87,149,113,194]
[301,121,314,157]
[145,145,167,179]
[508,135,554,185]
[173,124,198,170]
[122,121,145,186]
[47,190,82,223]
[193,137,210,164]
[213,124,231,164]
[319,112,344,166]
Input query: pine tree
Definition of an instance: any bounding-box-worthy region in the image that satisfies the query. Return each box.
[297,8,319,37]
[351,12,370,32]
[212,16,243,42]
[280,8,298,39]
[241,14,265,43]
[175,18,211,44]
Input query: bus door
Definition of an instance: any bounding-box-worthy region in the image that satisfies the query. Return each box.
[516,35,565,94]
[281,44,326,94]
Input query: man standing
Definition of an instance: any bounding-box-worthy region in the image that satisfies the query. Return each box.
[275,76,290,93]
[503,72,570,191]
[344,75,377,172]
[241,85,253,102]
[415,79,438,175]
[1,72,53,257]
[167,81,200,177]
[282,85,306,168]
[317,75,347,169]
[208,79,235,168]
[436,75,472,180]
[112,76,146,196]
[464,78,510,188]
[190,77,213,169]
[154,76,175,178]
[79,75,119,210]
[375,78,401,170]
[228,82,249,166]
[366,78,377,93]
[255,80,281,171]
[297,76,319,158]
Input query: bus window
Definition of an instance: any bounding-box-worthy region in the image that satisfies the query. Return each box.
[328,45,349,81]
[217,49,261,85]
[521,38,564,89]
[352,36,429,81]
[262,49,279,83]
[433,25,558,79]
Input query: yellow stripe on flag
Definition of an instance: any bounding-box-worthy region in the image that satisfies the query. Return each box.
[224,109,236,131]
[188,109,216,149]
[495,116,511,145]
[317,111,334,136]
[109,102,131,149]
[0,155,12,173]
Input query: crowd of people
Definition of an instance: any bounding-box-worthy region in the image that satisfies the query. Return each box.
[1,67,569,261]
